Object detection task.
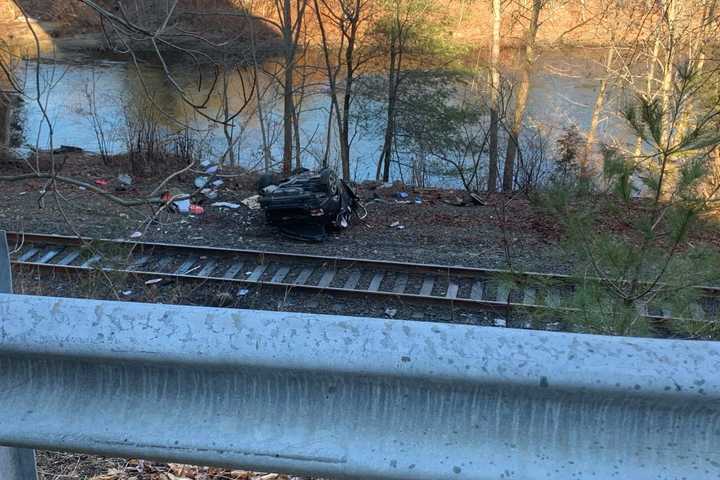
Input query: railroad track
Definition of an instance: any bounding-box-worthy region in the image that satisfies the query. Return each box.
[5,231,719,323]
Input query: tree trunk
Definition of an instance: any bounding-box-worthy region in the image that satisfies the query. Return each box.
[281,0,296,176]
[502,0,540,192]
[487,0,501,192]
[340,15,359,181]
[583,46,614,177]
[377,43,398,182]
[659,0,676,148]
[634,35,661,157]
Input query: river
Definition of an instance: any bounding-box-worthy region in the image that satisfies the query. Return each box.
[12,44,627,185]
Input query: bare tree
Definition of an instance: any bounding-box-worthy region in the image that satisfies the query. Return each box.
[487,0,501,192]
[313,0,372,180]
[502,0,543,191]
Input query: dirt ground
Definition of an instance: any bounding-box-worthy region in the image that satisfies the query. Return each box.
[36,451,317,480]
[0,153,570,273]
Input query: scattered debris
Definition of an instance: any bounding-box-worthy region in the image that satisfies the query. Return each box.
[395,192,409,200]
[214,292,234,307]
[88,461,302,480]
[194,176,210,189]
[201,188,219,200]
[237,288,250,296]
[385,307,398,318]
[121,290,133,296]
[94,179,110,187]
[205,165,219,174]
[174,198,191,214]
[242,194,261,210]
[389,221,405,229]
[414,196,422,204]
[469,192,485,206]
[212,202,242,209]
[144,278,164,285]
[189,205,204,215]
[129,231,142,239]
[493,318,507,327]
[211,179,224,188]
[117,174,133,187]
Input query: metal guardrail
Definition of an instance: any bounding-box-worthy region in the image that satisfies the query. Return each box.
[2,230,720,479]
[0,231,38,480]
[1,295,720,479]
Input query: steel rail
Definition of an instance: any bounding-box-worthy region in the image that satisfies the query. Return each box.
[1,293,720,479]
[4,231,718,323]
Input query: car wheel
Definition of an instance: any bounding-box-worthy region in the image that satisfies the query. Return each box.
[257,173,274,194]
[319,169,338,195]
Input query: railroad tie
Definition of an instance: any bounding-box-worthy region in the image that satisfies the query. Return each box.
[446,282,459,299]
[545,290,561,308]
[154,256,175,272]
[18,247,41,262]
[496,282,511,303]
[36,248,65,264]
[470,281,484,300]
[223,262,245,279]
[56,250,82,266]
[175,257,199,275]
[318,269,336,288]
[271,266,291,284]
[196,260,218,277]
[420,277,435,296]
[393,274,408,294]
[294,267,314,285]
[247,264,268,282]
[368,272,385,292]
[523,288,537,305]
[80,255,102,268]
[344,270,362,290]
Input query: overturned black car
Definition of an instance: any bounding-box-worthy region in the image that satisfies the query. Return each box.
[257,168,365,242]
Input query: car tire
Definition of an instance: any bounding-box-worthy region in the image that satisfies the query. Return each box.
[319,169,338,195]
[257,173,274,194]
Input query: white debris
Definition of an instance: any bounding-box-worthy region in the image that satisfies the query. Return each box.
[145,278,163,285]
[385,307,398,318]
[237,288,250,296]
[129,231,142,239]
[201,188,219,200]
[263,185,279,194]
[174,198,191,214]
[194,176,210,188]
[122,290,133,296]
[241,194,261,210]
[211,179,224,188]
[493,318,507,327]
[205,165,219,174]
[212,202,242,209]
[117,173,133,186]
